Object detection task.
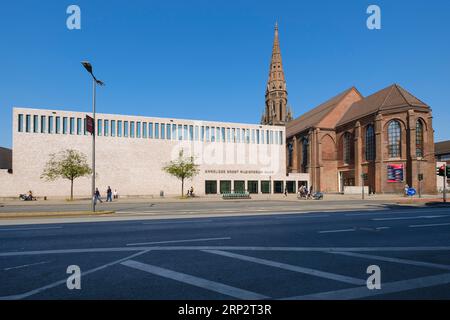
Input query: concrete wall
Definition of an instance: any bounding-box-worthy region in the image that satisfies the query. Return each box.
[0,107,310,199]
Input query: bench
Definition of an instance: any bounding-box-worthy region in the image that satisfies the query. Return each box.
[222,192,251,200]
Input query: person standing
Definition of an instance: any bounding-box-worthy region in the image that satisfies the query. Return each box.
[106,186,112,202]
[113,189,118,200]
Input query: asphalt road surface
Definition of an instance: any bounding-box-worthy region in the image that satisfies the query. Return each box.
[1,206,450,300]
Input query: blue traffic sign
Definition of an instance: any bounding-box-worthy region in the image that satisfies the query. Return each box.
[407,188,417,197]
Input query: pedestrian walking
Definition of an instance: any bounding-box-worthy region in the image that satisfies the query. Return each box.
[94,188,103,205]
[284,186,288,197]
[404,184,409,197]
[106,186,113,202]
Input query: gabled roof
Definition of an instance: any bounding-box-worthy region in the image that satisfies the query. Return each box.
[286,87,360,137]
[435,140,450,156]
[337,84,429,127]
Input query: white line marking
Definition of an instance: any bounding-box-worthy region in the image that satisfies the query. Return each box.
[121,260,268,300]
[281,272,450,300]
[142,220,213,225]
[373,215,445,221]
[126,237,231,246]
[409,222,450,228]
[204,250,365,285]
[2,246,450,257]
[0,250,150,300]
[331,251,450,271]
[0,226,63,231]
[275,214,330,219]
[318,229,355,234]
[376,227,391,230]
[4,261,51,271]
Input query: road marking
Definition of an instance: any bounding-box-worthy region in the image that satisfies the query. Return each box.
[126,237,231,246]
[318,229,355,234]
[331,251,450,271]
[0,226,63,231]
[373,215,445,221]
[0,250,150,300]
[3,246,450,257]
[409,222,450,228]
[121,260,268,300]
[281,272,450,300]
[4,260,51,271]
[275,214,330,219]
[203,250,365,285]
[142,219,213,225]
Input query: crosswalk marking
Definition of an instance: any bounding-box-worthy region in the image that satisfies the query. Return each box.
[331,251,450,271]
[203,250,365,285]
[121,260,269,300]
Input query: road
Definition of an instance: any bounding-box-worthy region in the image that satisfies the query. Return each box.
[1,205,450,299]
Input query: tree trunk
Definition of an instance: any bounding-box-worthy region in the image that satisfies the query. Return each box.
[181,178,184,197]
[70,179,74,201]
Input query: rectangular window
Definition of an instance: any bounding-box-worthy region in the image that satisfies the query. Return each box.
[251,129,255,144]
[232,128,236,142]
[280,131,283,145]
[184,125,188,140]
[221,127,225,142]
[33,115,38,133]
[62,117,68,134]
[83,118,87,135]
[48,116,53,134]
[172,124,177,140]
[189,125,194,141]
[40,116,46,133]
[195,126,199,141]
[130,121,135,138]
[220,181,231,194]
[266,130,270,144]
[205,181,217,194]
[270,131,274,144]
[248,181,258,194]
[137,122,141,138]
[201,126,205,141]
[166,124,171,140]
[97,119,102,136]
[274,130,278,144]
[242,128,246,143]
[70,117,75,135]
[142,122,147,138]
[261,181,271,194]
[149,122,153,138]
[246,129,250,143]
[111,120,116,137]
[234,180,245,193]
[154,123,159,139]
[206,126,210,141]
[256,129,260,144]
[77,118,82,135]
[104,119,109,136]
[118,121,123,137]
[160,123,165,139]
[211,126,215,142]
[236,128,241,143]
[18,114,24,132]
[56,117,61,134]
[227,128,231,142]
[124,121,129,137]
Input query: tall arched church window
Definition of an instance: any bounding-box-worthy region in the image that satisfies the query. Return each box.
[388,121,401,158]
[343,132,352,164]
[365,125,375,161]
[416,120,424,158]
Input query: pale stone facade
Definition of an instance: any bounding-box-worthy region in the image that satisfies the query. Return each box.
[0,107,308,198]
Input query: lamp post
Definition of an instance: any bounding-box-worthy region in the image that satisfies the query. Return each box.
[81,61,104,212]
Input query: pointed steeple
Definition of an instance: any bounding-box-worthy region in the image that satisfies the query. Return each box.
[262,23,291,126]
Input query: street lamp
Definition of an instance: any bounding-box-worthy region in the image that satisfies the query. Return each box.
[81,61,104,212]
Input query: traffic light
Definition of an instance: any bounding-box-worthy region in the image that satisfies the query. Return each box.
[447,165,450,178]
[437,165,445,176]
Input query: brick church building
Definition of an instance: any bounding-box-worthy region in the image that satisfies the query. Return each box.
[262,24,436,194]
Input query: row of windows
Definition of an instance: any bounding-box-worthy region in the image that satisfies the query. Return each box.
[17,114,284,145]
[205,180,306,194]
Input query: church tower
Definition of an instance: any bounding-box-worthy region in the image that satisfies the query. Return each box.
[261,23,292,126]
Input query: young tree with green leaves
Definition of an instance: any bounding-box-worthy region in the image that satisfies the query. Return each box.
[41,149,92,201]
[163,150,199,197]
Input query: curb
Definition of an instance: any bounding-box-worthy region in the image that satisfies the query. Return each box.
[0,211,115,219]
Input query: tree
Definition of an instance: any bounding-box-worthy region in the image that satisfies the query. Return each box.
[41,149,92,200]
[163,150,199,197]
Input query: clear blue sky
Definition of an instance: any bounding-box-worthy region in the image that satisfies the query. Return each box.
[1,0,449,148]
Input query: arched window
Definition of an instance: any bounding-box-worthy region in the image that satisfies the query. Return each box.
[288,142,293,167]
[365,125,375,161]
[343,132,352,164]
[416,120,424,158]
[302,138,309,172]
[388,120,401,158]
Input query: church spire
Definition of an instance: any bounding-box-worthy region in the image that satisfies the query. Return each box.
[262,23,291,126]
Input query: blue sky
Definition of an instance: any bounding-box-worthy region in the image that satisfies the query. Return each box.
[1,0,449,148]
